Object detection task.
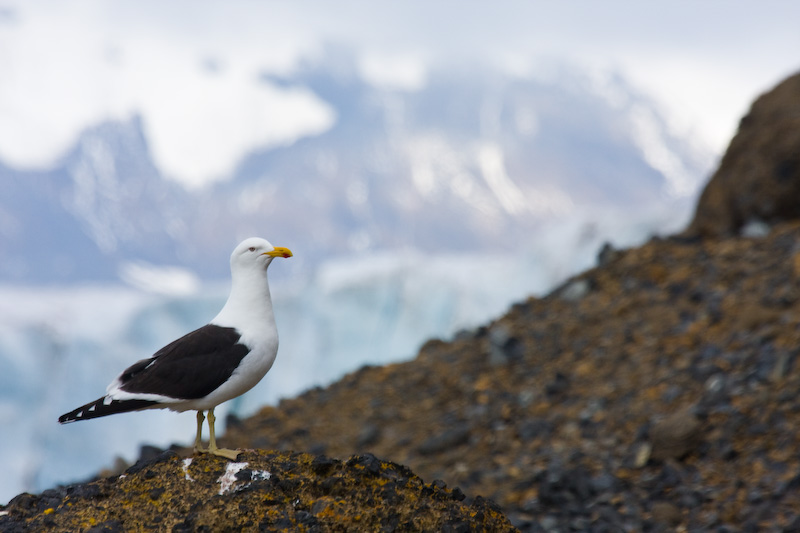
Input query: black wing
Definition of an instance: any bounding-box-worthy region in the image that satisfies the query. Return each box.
[118,324,250,400]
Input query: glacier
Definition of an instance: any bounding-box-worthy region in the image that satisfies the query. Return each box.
[0,204,692,503]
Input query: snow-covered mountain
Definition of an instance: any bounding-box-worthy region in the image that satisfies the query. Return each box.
[0,53,715,503]
[0,52,710,285]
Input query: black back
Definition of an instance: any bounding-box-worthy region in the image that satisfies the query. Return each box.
[119,324,250,400]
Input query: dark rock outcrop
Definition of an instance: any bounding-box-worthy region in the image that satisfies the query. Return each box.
[687,71,800,237]
[0,450,515,532]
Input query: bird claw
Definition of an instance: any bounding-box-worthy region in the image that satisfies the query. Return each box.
[192,444,240,460]
[209,447,241,460]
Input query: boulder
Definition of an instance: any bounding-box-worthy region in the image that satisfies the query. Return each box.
[0,450,515,532]
[687,71,800,237]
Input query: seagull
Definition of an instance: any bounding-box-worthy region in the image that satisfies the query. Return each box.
[59,237,292,460]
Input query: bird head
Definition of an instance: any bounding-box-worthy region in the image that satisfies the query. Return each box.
[231,237,293,271]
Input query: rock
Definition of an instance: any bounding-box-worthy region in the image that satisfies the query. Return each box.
[556,277,592,301]
[649,409,702,461]
[417,426,471,455]
[0,451,515,531]
[597,242,622,266]
[650,501,682,528]
[784,514,800,532]
[632,442,652,468]
[545,371,569,397]
[488,324,525,365]
[740,219,771,238]
[356,423,381,448]
[687,71,800,238]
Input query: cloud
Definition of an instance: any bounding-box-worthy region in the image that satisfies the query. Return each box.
[0,0,336,187]
[357,52,427,92]
[131,65,336,187]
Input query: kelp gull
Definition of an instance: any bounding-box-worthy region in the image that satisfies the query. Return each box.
[59,237,292,460]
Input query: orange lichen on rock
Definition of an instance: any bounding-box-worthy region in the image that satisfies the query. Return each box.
[0,451,515,531]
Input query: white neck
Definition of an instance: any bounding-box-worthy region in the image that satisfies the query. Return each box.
[212,266,275,333]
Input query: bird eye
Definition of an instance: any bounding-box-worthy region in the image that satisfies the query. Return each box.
[248,247,256,252]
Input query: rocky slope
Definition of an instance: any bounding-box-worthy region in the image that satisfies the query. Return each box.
[215,222,800,531]
[0,450,514,531]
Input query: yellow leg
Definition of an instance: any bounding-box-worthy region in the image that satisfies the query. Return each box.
[206,408,240,460]
[194,411,207,453]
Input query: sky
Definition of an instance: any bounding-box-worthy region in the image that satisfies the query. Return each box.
[1,0,799,188]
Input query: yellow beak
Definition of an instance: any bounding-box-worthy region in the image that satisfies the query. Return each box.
[264,247,293,258]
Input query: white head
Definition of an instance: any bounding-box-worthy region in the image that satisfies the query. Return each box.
[230,237,293,275]
[212,237,292,336]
